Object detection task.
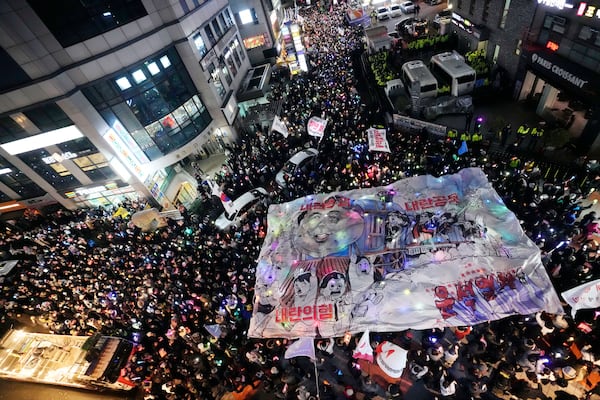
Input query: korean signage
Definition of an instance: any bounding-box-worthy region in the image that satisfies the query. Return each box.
[537,0,574,10]
[42,151,77,164]
[577,2,600,18]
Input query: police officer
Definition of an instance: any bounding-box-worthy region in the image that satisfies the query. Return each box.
[516,124,530,147]
[500,124,512,148]
[447,128,458,142]
[460,131,471,142]
[529,126,544,151]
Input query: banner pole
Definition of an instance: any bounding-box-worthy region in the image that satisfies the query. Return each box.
[313,358,320,400]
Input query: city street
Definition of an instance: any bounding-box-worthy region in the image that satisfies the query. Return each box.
[369,1,449,35]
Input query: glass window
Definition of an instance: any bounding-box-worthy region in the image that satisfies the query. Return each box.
[193,33,207,57]
[18,149,81,191]
[230,42,241,67]
[212,19,223,38]
[116,77,132,90]
[193,95,206,113]
[147,61,160,75]
[234,37,246,60]
[223,9,233,27]
[499,0,511,29]
[27,0,148,48]
[221,64,232,85]
[205,25,216,46]
[208,62,225,97]
[224,49,237,76]
[160,55,171,68]
[0,167,45,198]
[239,9,254,25]
[0,116,27,144]
[132,69,147,83]
[184,98,199,115]
[219,13,228,31]
[23,103,72,132]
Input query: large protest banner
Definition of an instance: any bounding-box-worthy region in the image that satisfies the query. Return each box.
[248,168,564,339]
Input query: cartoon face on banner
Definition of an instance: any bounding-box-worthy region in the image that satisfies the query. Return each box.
[319,271,348,301]
[248,168,564,339]
[293,197,364,257]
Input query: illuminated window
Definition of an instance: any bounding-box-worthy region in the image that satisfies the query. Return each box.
[239,9,253,24]
[499,0,511,29]
[147,62,160,75]
[160,55,171,68]
[132,69,147,83]
[116,77,132,90]
[193,33,207,57]
[73,153,109,172]
[49,162,71,177]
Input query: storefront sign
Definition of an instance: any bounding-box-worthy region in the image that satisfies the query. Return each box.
[452,12,473,34]
[531,53,588,88]
[42,151,77,164]
[451,12,489,40]
[546,41,560,51]
[577,2,600,18]
[537,0,574,10]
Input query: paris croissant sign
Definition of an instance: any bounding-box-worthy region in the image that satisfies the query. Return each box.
[531,53,588,89]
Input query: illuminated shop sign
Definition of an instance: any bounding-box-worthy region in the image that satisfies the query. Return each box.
[546,40,560,51]
[103,128,148,181]
[42,151,77,164]
[243,34,267,49]
[65,182,119,199]
[537,0,574,9]
[531,53,588,88]
[452,12,473,34]
[451,12,489,40]
[577,2,600,18]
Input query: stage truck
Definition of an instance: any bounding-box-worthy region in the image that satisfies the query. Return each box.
[0,329,136,391]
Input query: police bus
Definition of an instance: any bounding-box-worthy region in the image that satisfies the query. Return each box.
[401,60,439,101]
[0,329,137,391]
[429,51,476,97]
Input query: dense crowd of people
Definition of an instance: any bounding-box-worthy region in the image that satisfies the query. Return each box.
[1,4,600,400]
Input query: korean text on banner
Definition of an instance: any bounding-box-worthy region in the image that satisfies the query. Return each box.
[307,116,328,138]
[367,128,391,152]
[248,168,563,339]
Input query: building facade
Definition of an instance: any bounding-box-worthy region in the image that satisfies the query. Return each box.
[0,0,252,211]
[447,0,537,83]
[516,0,600,154]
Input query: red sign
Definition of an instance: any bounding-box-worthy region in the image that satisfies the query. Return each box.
[546,41,559,51]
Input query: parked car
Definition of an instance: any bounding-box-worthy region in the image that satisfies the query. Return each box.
[433,8,453,24]
[389,4,402,18]
[214,188,269,231]
[276,148,319,187]
[396,17,416,34]
[399,1,416,14]
[376,6,390,21]
[426,0,443,5]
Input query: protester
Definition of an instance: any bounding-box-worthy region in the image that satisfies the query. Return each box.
[0,4,599,400]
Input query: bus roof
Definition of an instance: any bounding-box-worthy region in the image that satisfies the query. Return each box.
[430,51,476,77]
[401,60,438,86]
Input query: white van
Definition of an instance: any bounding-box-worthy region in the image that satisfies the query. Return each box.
[430,51,476,96]
[401,60,439,100]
